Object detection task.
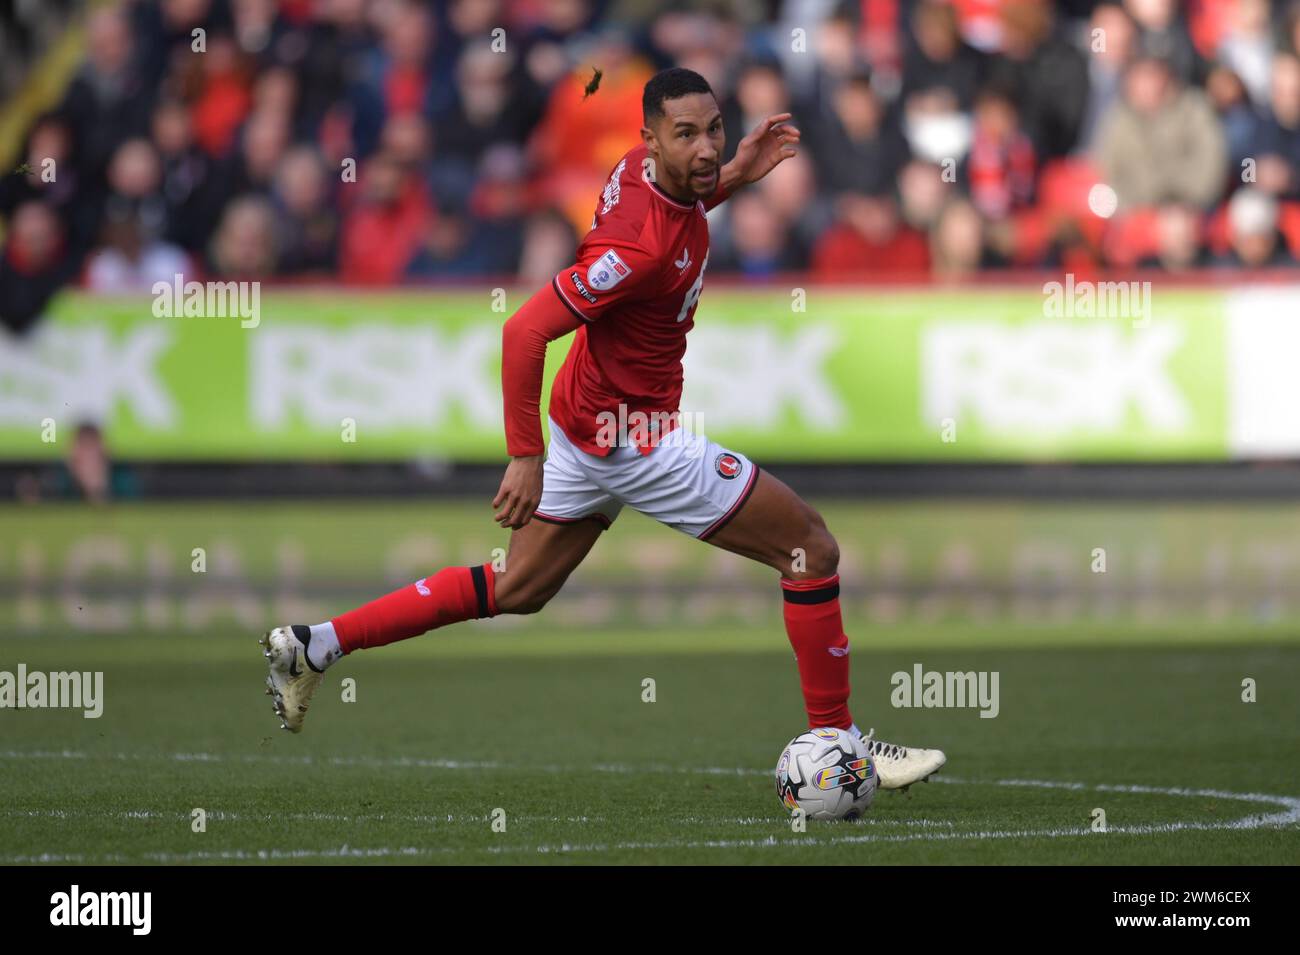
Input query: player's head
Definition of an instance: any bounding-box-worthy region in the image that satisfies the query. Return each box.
[641,67,723,201]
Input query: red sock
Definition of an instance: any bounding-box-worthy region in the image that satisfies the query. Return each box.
[782,574,853,730]
[332,565,497,653]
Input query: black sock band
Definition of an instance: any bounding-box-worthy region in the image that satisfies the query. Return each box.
[470,565,490,618]
[782,582,841,605]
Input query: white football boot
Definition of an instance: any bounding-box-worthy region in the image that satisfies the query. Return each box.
[259,626,323,733]
[860,728,946,790]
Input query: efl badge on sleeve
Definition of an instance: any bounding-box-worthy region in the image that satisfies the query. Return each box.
[587,249,631,291]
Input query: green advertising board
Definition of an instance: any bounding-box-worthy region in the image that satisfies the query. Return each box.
[0,285,1289,462]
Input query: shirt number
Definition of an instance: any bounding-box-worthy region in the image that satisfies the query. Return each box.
[675,253,708,323]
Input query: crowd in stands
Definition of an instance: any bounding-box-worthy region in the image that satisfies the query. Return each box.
[3,0,1300,334]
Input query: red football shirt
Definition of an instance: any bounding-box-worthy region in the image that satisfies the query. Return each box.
[547,142,730,456]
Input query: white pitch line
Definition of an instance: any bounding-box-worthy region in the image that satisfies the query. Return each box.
[0,809,603,825]
[0,749,524,772]
[928,776,1300,832]
[0,748,1297,862]
[0,749,765,775]
[0,808,947,829]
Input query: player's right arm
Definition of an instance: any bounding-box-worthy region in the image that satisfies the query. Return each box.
[494,284,585,528]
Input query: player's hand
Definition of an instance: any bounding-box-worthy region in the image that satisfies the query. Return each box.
[492,455,544,528]
[732,113,801,185]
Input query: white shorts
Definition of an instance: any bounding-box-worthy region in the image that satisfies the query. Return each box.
[534,417,760,539]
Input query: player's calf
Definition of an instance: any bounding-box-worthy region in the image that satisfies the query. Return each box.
[257,564,499,732]
[492,574,561,615]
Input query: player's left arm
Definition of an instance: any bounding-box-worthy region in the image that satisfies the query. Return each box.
[705,112,802,211]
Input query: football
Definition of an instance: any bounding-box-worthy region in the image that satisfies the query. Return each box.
[775,727,878,821]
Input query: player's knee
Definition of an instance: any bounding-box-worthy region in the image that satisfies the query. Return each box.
[808,528,840,578]
[793,518,839,579]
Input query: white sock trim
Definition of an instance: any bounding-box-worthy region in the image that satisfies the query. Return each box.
[308,621,343,670]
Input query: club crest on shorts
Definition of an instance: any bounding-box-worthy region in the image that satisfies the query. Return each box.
[714,452,742,480]
[588,249,631,291]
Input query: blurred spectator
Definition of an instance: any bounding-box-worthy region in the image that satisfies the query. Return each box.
[348,0,436,159]
[338,154,430,284]
[521,0,595,89]
[964,86,1036,220]
[405,199,477,278]
[1286,3,1300,61]
[184,33,255,157]
[1216,187,1296,267]
[221,108,291,198]
[1124,0,1205,85]
[711,190,806,276]
[931,198,988,278]
[0,114,98,255]
[902,86,970,167]
[2,0,1299,300]
[1254,54,1300,198]
[251,65,299,126]
[84,205,190,292]
[812,192,930,278]
[381,112,433,189]
[522,0,597,46]
[1218,0,1275,109]
[1076,3,1139,153]
[1141,203,1209,271]
[29,422,140,504]
[1096,55,1226,210]
[777,2,866,104]
[65,422,111,503]
[209,194,279,277]
[985,1,1089,159]
[58,5,153,183]
[129,0,221,89]
[151,98,223,252]
[902,0,987,110]
[272,146,339,275]
[1206,63,1266,176]
[898,158,951,233]
[287,0,374,143]
[409,142,527,278]
[406,188,522,279]
[806,69,909,197]
[231,0,288,63]
[436,40,545,167]
[0,202,77,335]
[722,58,799,162]
[750,148,822,257]
[517,207,579,287]
[527,28,654,237]
[102,139,171,249]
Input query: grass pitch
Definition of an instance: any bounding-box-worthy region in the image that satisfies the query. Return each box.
[2,628,1297,865]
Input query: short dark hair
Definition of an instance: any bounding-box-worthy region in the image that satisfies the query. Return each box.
[642,67,714,124]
